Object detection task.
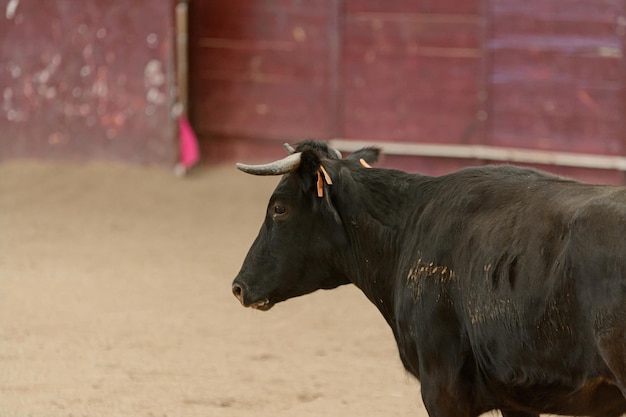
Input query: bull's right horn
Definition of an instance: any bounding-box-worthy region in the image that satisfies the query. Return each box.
[236,152,302,176]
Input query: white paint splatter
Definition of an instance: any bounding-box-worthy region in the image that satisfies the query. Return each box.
[80,65,92,77]
[83,44,93,59]
[144,59,167,108]
[144,59,165,86]
[6,0,19,20]
[33,54,61,85]
[2,87,16,120]
[6,109,25,122]
[92,78,108,97]
[146,33,158,48]
[34,70,49,84]
[7,62,21,78]
[146,87,165,105]
[51,53,61,68]
[44,86,56,99]
[3,87,12,102]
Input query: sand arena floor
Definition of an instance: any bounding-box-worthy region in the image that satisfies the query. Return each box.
[0,161,423,416]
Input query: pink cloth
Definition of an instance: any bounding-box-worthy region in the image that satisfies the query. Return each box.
[178,115,200,168]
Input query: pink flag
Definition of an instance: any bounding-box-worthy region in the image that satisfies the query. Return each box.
[178,115,200,170]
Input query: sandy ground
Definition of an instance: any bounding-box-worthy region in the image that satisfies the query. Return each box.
[0,161,424,417]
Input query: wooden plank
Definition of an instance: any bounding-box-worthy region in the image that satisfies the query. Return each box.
[491,50,623,86]
[193,47,328,83]
[346,13,481,52]
[489,36,622,56]
[191,0,331,44]
[347,0,480,14]
[192,0,332,16]
[492,0,622,23]
[493,16,619,39]
[192,80,332,140]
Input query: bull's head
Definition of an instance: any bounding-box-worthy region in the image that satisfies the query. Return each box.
[232,140,379,310]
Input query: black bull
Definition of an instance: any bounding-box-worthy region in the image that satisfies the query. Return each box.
[232,140,626,417]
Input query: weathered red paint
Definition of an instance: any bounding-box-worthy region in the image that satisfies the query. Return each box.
[0,0,177,165]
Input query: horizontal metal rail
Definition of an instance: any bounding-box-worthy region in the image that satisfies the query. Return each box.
[329,139,626,171]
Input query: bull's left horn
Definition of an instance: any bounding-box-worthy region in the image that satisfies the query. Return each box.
[236,152,302,176]
[283,143,296,154]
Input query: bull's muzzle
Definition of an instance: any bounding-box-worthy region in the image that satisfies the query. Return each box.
[232,282,245,304]
[231,281,272,310]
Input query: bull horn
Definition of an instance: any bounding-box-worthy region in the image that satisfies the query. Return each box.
[283,143,296,154]
[236,152,302,176]
[331,148,342,159]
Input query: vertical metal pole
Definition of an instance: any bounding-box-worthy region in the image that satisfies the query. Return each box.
[328,0,345,138]
[175,0,189,115]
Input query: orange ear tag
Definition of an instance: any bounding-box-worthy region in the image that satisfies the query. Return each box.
[359,158,372,168]
[317,171,324,197]
[319,165,333,185]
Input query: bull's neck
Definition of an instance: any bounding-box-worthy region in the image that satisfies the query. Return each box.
[334,169,430,325]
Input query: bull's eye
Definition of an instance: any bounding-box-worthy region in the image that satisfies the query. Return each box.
[268,200,289,220]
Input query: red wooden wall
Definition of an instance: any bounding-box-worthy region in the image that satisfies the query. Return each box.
[340,0,487,176]
[0,0,177,165]
[4,0,622,180]
[191,0,626,183]
[343,1,485,144]
[487,0,626,183]
[189,0,338,162]
[489,0,625,155]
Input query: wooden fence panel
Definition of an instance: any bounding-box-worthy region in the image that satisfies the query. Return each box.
[0,0,176,164]
[488,0,626,155]
[342,1,485,145]
[189,0,337,161]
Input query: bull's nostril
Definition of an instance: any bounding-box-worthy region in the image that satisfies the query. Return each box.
[232,283,244,302]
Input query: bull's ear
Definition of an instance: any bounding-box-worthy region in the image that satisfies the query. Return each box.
[296,148,322,191]
[347,147,380,165]
[297,148,342,224]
